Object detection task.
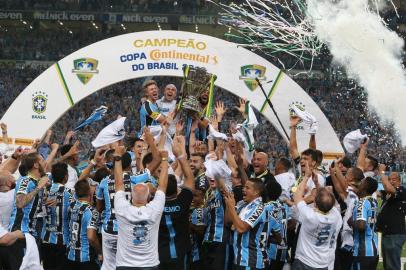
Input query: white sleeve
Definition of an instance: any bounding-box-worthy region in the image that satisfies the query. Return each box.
[297,201,313,223]
[147,190,166,213]
[114,190,131,216]
[0,225,7,238]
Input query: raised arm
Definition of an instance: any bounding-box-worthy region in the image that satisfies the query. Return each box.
[157,150,169,193]
[356,140,368,171]
[172,136,194,191]
[379,164,396,194]
[289,116,301,160]
[113,146,127,192]
[294,162,311,205]
[0,148,23,174]
[143,127,161,174]
[44,143,59,172]
[16,176,48,209]
[329,164,348,201]
[1,123,9,147]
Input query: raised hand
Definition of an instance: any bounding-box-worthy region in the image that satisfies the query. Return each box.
[172,136,185,158]
[235,98,247,115]
[114,145,126,157]
[290,116,301,127]
[175,121,184,136]
[215,101,227,118]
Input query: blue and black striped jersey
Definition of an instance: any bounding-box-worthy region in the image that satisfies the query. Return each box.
[9,176,44,236]
[66,200,99,262]
[139,100,161,134]
[353,196,379,257]
[96,173,132,235]
[233,197,268,269]
[204,189,225,243]
[41,183,73,245]
[266,200,289,262]
[190,206,207,263]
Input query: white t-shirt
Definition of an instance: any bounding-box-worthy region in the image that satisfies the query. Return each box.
[295,201,342,268]
[341,188,358,248]
[65,164,78,190]
[156,98,177,136]
[275,172,295,200]
[0,189,14,228]
[114,190,165,268]
[0,224,7,238]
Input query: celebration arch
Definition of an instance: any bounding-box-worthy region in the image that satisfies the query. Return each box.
[1,30,343,159]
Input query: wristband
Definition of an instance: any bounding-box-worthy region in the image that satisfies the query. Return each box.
[177,154,186,160]
[114,156,122,162]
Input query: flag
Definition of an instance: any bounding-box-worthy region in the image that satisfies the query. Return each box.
[74,106,108,131]
[91,117,126,148]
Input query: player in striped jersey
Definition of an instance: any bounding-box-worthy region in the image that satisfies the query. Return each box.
[202,178,228,270]
[225,178,273,270]
[352,177,379,270]
[190,186,207,270]
[41,162,73,270]
[139,80,168,135]
[65,181,101,270]
[265,181,290,270]
[96,152,132,270]
[9,153,49,237]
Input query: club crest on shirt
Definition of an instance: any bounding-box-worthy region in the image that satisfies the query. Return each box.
[239,64,266,91]
[72,58,99,84]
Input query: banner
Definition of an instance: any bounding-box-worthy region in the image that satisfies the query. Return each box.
[0,30,344,157]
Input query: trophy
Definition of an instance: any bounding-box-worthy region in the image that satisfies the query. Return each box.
[179,65,217,116]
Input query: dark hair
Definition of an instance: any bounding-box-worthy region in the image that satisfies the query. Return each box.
[249,178,265,196]
[93,167,110,183]
[352,167,365,182]
[315,150,323,165]
[266,180,282,201]
[142,152,153,169]
[127,137,144,149]
[143,80,158,91]
[367,155,379,171]
[120,152,132,171]
[301,148,318,162]
[166,174,178,197]
[315,188,335,213]
[74,180,90,198]
[51,162,68,184]
[365,177,378,195]
[19,153,40,176]
[60,144,73,156]
[341,156,352,169]
[254,148,266,154]
[191,153,205,161]
[277,158,291,171]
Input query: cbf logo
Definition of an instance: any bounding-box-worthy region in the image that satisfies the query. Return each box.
[32,91,48,119]
[239,65,266,91]
[72,58,99,84]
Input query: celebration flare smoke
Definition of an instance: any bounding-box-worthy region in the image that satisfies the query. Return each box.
[218,0,406,145]
[306,0,406,146]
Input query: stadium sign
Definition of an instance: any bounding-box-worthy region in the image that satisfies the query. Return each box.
[1,31,344,158]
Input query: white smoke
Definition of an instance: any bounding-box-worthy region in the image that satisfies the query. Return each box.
[306,0,406,146]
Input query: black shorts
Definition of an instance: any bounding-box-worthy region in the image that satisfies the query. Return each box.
[202,241,227,270]
[0,239,26,270]
[41,242,67,270]
[352,256,378,270]
[63,260,99,270]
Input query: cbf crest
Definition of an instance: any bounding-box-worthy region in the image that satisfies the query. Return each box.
[32,91,48,114]
[72,58,99,84]
[239,65,266,91]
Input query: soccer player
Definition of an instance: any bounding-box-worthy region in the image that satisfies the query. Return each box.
[224,178,271,270]
[65,181,101,270]
[96,152,133,270]
[265,181,290,270]
[292,162,342,270]
[41,162,73,270]
[352,177,379,270]
[189,153,208,191]
[113,147,168,269]
[190,186,207,270]
[157,83,178,136]
[139,80,168,134]
[159,136,194,270]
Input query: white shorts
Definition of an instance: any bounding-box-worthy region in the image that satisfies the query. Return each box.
[101,229,118,270]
